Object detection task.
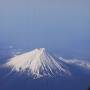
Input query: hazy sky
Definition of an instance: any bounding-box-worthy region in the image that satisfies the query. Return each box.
[0,0,90,59]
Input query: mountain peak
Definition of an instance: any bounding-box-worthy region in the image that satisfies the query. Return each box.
[36,48,45,51]
[5,48,71,79]
[34,48,46,54]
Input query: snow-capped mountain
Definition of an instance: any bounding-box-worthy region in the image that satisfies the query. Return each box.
[1,48,90,90]
[4,48,71,79]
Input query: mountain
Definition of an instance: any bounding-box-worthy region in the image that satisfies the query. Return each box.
[0,48,90,90]
[3,48,71,79]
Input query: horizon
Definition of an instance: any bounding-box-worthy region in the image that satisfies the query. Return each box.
[0,0,90,61]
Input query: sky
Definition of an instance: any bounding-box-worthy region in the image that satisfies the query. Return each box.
[0,0,90,60]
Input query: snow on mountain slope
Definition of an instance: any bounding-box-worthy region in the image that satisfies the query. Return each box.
[4,48,71,79]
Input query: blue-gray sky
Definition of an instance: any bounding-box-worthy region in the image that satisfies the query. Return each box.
[0,0,90,59]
